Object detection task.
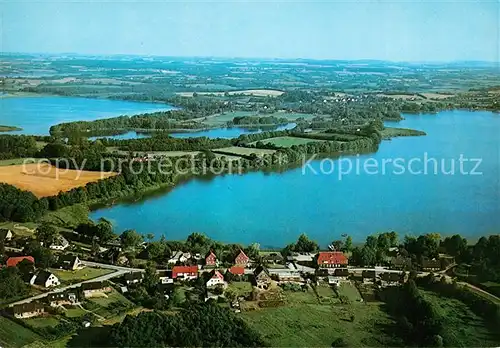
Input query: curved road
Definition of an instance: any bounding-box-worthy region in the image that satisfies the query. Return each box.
[8,261,144,307]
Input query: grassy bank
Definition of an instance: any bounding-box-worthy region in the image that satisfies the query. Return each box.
[419,289,499,346]
[0,316,42,348]
[242,302,400,347]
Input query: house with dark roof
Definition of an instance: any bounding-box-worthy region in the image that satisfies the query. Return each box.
[390,256,412,270]
[12,302,45,319]
[57,254,82,270]
[262,252,284,264]
[47,292,79,307]
[81,281,112,298]
[6,256,34,268]
[253,265,272,290]
[380,272,403,286]
[421,259,442,272]
[362,270,377,284]
[234,250,250,267]
[0,228,13,242]
[317,252,348,268]
[124,271,144,284]
[327,268,350,285]
[31,270,60,288]
[157,270,173,284]
[271,269,303,282]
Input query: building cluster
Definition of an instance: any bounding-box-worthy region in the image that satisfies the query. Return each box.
[11,280,112,319]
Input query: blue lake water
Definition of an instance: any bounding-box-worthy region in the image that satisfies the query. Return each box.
[169,123,297,139]
[0,96,174,135]
[92,110,499,247]
[89,123,297,140]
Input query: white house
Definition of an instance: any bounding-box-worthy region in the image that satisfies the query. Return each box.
[0,228,13,242]
[50,236,70,251]
[31,270,60,288]
[58,255,82,270]
[205,270,226,288]
[168,251,191,264]
[124,272,144,284]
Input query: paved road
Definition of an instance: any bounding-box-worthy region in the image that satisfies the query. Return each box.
[8,261,144,307]
[81,260,144,272]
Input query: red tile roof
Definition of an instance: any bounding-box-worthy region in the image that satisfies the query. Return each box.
[206,251,216,259]
[234,250,249,264]
[172,265,198,279]
[317,252,348,265]
[228,266,245,275]
[6,256,34,268]
[211,270,224,281]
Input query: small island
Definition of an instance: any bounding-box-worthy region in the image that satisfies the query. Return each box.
[0,125,22,132]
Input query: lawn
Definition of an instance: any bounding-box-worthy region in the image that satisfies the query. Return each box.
[89,289,134,308]
[0,221,38,236]
[228,281,254,297]
[88,290,136,320]
[255,136,325,148]
[51,267,114,283]
[0,315,42,348]
[266,112,319,120]
[0,158,27,166]
[199,111,316,126]
[283,289,318,304]
[25,316,60,328]
[64,307,87,318]
[337,282,363,303]
[213,146,276,157]
[201,111,257,126]
[420,289,500,346]
[315,284,337,299]
[242,303,400,347]
[41,203,91,228]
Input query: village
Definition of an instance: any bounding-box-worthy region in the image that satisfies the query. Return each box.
[0,225,456,332]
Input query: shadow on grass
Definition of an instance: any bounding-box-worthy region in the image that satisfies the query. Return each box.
[67,326,112,347]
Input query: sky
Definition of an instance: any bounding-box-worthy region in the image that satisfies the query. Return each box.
[1,0,499,62]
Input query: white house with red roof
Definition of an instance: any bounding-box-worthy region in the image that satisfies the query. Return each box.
[206,270,226,288]
[172,265,198,280]
[317,252,348,268]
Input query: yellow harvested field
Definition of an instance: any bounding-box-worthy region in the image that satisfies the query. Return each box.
[0,163,116,197]
[176,89,284,97]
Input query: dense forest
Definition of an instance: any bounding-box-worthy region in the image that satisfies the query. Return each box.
[106,303,265,347]
[0,184,48,222]
[0,135,39,160]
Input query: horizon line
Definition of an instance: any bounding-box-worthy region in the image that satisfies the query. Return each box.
[2,51,499,65]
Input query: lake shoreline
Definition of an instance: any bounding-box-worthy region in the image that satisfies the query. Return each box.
[89,110,500,246]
